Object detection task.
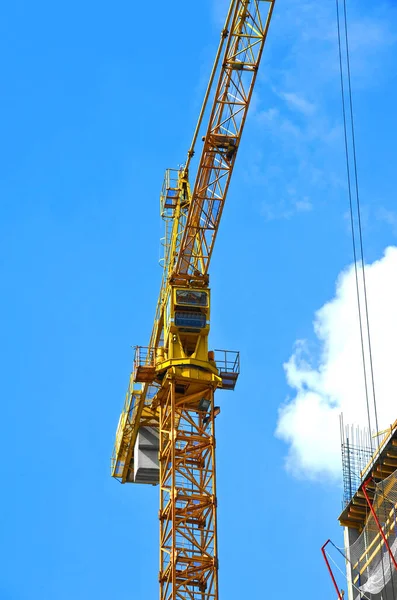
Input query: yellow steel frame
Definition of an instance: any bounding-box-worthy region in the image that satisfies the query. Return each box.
[177,0,275,276]
[111,1,275,465]
[111,1,276,598]
[160,375,218,600]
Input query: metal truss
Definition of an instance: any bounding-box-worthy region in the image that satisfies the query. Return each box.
[176,0,275,276]
[111,4,276,600]
[159,380,218,600]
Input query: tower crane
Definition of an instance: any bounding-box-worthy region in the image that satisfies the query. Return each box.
[111,2,275,598]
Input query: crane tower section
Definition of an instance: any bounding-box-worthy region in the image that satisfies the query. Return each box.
[111,2,275,599]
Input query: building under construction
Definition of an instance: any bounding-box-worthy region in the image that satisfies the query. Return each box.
[323,421,397,600]
[320,0,397,596]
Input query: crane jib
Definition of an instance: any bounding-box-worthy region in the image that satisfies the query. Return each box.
[176,0,275,277]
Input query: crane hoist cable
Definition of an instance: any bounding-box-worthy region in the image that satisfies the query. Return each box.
[322,5,394,600]
[336,0,380,446]
[336,2,394,595]
[335,0,373,448]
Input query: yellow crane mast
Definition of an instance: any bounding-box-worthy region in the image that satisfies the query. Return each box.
[111,2,275,598]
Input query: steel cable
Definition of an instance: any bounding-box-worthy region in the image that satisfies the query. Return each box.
[340,0,381,443]
[336,0,394,595]
[335,0,373,451]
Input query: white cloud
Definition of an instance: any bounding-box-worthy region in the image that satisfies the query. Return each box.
[257,107,280,124]
[279,91,316,116]
[276,246,397,480]
[259,107,303,139]
[261,191,312,221]
[247,0,397,214]
[377,208,397,235]
[295,197,312,212]
[348,17,397,53]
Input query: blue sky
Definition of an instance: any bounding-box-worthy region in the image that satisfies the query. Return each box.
[1,0,397,598]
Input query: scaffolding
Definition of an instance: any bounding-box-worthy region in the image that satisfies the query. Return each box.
[340,415,373,507]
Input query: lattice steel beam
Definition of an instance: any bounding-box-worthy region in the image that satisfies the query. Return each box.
[176,0,275,277]
[159,380,218,600]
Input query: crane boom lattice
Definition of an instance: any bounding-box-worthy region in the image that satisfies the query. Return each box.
[177,0,275,277]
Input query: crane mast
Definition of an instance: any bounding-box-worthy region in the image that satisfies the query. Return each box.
[111,2,275,598]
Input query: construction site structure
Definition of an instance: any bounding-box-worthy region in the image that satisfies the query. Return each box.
[319,0,397,596]
[341,422,397,600]
[340,418,373,508]
[110,2,275,599]
[323,421,397,600]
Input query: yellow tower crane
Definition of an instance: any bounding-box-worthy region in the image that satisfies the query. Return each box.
[111,2,275,598]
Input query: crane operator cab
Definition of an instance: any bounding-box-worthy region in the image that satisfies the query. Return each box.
[156,285,217,375]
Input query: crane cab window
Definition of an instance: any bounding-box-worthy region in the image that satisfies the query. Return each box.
[175,290,208,307]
